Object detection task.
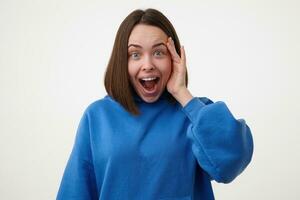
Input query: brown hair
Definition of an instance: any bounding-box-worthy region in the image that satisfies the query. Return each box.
[104,8,188,115]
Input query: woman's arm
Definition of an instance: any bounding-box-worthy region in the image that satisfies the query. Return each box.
[166,37,253,183]
[56,111,98,199]
[181,97,254,183]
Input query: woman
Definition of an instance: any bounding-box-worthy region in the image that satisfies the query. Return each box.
[57,8,254,200]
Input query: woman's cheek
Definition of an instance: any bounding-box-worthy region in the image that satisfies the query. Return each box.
[128,62,139,77]
[165,58,172,76]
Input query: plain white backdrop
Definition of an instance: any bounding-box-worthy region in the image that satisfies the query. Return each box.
[1,0,299,199]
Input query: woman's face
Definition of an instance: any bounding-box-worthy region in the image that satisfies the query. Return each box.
[128,24,172,103]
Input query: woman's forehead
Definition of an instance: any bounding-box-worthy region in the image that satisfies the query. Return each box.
[128,24,168,46]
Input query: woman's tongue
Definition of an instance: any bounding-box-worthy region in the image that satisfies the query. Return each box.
[143,80,156,90]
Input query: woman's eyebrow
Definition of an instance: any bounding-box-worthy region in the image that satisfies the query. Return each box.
[152,42,166,48]
[128,42,166,49]
[128,44,142,49]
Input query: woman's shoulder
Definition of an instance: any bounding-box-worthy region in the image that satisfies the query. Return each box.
[83,95,117,115]
[198,96,214,105]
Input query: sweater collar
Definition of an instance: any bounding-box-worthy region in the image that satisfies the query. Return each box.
[133,90,169,104]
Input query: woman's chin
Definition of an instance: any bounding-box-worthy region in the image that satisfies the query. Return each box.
[140,95,160,103]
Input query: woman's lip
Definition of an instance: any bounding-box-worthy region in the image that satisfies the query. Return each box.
[139,77,160,84]
[138,76,160,81]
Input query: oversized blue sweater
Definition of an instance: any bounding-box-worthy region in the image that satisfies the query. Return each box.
[57,92,253,200]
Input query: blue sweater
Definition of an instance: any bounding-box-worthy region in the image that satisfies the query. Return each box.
[57,92,253,200]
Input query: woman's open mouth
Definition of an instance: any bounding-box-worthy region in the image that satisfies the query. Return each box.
[138,77,160,95]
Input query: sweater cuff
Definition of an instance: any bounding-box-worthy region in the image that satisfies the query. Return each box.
[181,97,206,123]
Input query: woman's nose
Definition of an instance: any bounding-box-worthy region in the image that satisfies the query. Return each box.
[142,56,155,71]
[142,65,155,71]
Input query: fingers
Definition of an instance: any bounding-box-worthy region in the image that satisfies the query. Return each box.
[180,45,186,64]
[167,37,181,63]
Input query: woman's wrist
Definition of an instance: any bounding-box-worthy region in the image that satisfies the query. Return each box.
[171,88,194,107]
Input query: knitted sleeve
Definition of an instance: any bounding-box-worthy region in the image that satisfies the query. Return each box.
[182,97,254,183]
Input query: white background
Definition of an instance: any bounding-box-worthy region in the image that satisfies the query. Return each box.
[1,0,299,199]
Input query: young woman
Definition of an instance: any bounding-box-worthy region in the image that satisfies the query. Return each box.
[57,8,254,200]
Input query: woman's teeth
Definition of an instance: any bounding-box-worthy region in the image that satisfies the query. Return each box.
[141,77,157,81]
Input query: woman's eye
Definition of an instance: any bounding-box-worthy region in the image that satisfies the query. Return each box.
[154,50,164,57]
[130,52,140,59]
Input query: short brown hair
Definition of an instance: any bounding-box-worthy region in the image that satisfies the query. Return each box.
[104,8,188,115]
